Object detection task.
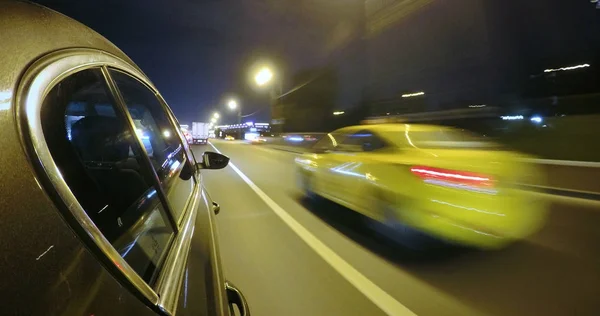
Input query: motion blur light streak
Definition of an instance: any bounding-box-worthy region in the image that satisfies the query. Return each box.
[146,190,157,199]
[327,133,338,147]
[501,115,524,120]
[401,91,425,98]
[431,199,505,216]
[288,136,304,142]
[410,167,492,183]
[333,111,345,115]
[530,116,543,124]
[443,220,501,238]
[405,124,417,148]
[424,179,498,195]
[331,162,366,179]
[544,63,590,73]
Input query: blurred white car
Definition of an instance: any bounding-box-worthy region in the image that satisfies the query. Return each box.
[251,136,267,144]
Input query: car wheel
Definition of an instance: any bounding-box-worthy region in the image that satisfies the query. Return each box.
[375,194,445,251]
[299,171,318,201]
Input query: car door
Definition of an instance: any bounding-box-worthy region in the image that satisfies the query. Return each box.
[310,132,346,198]
[107,69,243,316]
[332,130,388,216]
[24,63,170,316]
[327,131,367,209]
[24,50,242,315]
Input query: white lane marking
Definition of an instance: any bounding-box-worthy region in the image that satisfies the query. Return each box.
[209,143,416,316]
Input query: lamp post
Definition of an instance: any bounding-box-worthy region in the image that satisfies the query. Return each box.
[227,99,241,125]
[226,99,242,139]
[253,66,282,133]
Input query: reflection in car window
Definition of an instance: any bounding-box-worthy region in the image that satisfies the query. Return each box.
[42,68,174,284]
[110,69,194,222]
[386,128,496,149]
[313,132,344,151]
[341,130,386,152]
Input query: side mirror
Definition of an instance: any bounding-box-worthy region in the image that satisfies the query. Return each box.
[197,151,229,170]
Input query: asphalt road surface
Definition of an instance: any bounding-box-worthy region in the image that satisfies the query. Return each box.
[192,139,600,316]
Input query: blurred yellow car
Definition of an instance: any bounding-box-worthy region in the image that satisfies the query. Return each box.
[295,124,547,249]
[225,135,235,141]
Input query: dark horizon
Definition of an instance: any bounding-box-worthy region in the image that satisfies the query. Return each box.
[33,0,364,125]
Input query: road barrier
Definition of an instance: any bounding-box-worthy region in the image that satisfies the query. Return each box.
[518,159,600,200]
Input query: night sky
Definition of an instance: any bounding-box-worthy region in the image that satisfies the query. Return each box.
[33,0,363,125]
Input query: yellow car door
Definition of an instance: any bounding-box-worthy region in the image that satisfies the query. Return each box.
[331,130,388,215]
[311,132,346,198]
[323,150,357,203]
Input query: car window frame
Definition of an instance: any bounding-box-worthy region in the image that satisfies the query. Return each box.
[341,129,388,152]
[335,126,392,154]
[312,131,348,152]
[106,68,197,226]
[17,48,201,314]
[43,67,179,285]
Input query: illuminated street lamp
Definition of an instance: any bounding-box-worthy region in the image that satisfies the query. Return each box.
[211,117,217,124]
[254,67,274,86]
[213,112,220,119]
[226,99,241,125]
[228,100,238,110]
[251,64,283,133]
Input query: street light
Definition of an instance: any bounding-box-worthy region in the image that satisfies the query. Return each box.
[211,117,217,124]
[213,112,220,119]
[254,67,273,86]
[226,99,241,125]
[251,65,282,133]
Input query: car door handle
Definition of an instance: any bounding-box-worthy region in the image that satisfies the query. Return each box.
[225,281,249,316]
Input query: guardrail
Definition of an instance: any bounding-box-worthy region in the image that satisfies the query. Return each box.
[518,159,600,198]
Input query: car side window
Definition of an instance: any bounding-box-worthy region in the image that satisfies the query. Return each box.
[109,69,195,222]
[42,68,174,284]
[342,130,386,152]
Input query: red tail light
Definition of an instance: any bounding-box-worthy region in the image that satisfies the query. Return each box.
[410,166,494,188]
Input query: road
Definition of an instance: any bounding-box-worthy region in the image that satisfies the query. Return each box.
[192,139,600,316]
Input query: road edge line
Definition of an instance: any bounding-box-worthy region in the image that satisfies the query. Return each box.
[209,142,416,316]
